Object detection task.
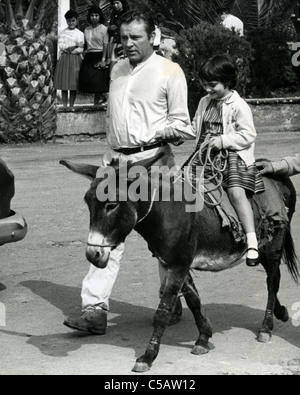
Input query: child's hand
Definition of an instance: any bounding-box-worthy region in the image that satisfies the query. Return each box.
[210,137,223,151]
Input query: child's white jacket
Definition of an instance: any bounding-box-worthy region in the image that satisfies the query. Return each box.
[193,90,256,167]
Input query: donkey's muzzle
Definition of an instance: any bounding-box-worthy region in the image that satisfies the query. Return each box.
[86,245,111,268]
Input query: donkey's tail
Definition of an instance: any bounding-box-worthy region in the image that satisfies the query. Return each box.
[283,227,300,283]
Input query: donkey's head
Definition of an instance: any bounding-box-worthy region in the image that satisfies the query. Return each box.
[60,154,164,269]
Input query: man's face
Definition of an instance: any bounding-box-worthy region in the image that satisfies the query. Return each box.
[120,20,155,65]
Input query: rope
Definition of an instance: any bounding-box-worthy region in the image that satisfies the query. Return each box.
[174,133,228,207]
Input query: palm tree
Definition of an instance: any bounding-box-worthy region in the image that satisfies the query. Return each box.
[146,0,297,32]
[70,0,297,34]
[0,0,58,143]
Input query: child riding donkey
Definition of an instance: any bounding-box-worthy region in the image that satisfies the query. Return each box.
[158,54,265,266]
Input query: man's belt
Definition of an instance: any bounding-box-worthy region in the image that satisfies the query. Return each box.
[113,142,167,155]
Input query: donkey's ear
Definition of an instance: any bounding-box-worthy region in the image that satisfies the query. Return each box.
[60,160,99,180]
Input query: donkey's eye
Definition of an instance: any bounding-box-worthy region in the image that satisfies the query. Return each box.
[105,202,119,213]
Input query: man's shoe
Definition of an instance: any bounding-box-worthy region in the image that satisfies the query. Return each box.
[64,307,107,335]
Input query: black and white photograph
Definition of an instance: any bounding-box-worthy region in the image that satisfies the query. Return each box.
[0,0,299,378]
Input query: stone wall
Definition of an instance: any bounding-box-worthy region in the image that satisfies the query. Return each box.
[55,105,107,142]
[247,98,300,133]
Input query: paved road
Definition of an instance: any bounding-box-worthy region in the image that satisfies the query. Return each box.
[0,132,299,375]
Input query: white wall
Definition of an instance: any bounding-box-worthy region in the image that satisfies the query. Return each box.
[58,0,70,34]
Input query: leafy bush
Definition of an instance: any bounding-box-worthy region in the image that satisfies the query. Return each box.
[173,21,253,116]
[247,28,300,97]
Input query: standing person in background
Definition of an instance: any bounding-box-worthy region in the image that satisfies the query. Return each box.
[79,6,109,107]
[217,6,244,36]
[153,13,166,54]
[106,0,130,72]
[54,10,84,108]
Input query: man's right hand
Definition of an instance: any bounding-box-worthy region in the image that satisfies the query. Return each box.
[256,160,274,175]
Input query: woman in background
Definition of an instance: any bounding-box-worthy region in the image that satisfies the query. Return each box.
[54,10,84,108]
[79,6,109,106]
[106,0,130,72]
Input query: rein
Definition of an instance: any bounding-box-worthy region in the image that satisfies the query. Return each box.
[136,188,157,225]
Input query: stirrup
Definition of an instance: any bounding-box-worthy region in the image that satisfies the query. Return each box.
[246,248,260,267]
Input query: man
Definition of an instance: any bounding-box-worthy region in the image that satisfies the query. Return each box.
[217,7,244,36]
[64,8,195,335]
[258,155,300,176]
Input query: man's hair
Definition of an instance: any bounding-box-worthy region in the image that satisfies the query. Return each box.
[199,54,238,89]
[65,10,79,20]
[119,7,155,38]
[87,6,104,24]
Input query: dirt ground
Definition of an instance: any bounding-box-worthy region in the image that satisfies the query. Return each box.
[0,132,299,376]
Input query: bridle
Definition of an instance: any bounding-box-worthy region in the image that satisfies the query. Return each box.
[86,188,157,249]
[87,242,117,248]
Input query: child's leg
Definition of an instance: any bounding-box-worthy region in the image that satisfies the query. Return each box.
[69,91,77,107]
[61,91,68,107]
[227,187,260,264]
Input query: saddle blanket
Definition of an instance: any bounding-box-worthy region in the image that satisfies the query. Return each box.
[205,176,290,247]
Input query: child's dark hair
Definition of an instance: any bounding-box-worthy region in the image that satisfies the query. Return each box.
[65,10,79,20]
[199,54,238,89]
[87,6,104,24]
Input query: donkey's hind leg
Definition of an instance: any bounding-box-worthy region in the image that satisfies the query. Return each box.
[182,272,213,355]
[258,228,287,343]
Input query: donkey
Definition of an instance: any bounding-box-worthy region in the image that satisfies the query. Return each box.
[60,154,299,373]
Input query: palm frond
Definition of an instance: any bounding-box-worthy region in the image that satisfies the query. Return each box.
[231,0,297,30]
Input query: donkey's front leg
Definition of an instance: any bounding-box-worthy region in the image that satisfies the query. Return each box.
[132,268,188,373]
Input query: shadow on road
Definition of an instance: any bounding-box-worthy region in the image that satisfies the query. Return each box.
[0,280,298,359]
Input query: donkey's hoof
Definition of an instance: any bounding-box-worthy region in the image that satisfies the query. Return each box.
[257,332,272,343]
[191,343,210,356]
[132,362,151,373]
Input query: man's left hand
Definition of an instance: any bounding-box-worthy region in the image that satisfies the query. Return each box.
[154,127,182,143]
